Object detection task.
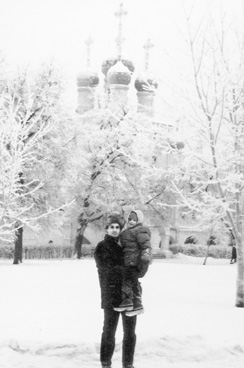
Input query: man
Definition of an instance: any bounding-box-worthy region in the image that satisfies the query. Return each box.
[94,213,137,368]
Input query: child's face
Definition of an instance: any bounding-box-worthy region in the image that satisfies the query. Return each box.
[128,213,138,228]
[107,223,121,237]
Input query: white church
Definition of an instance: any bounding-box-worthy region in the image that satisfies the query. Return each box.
[24,2,210,255]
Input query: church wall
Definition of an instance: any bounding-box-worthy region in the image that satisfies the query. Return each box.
[177,227,210,245]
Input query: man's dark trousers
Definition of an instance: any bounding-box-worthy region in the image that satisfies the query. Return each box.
[101,308,137,367]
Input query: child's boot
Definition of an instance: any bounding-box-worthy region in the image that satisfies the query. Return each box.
[125,281,144,316]
[125,302,144,316]
[113,298,133,312]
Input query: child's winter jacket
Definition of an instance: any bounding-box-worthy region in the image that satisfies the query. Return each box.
[120,210,152,277]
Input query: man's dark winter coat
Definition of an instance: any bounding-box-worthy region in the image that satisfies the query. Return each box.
[94,234,124,309]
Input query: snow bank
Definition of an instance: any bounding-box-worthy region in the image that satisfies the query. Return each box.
[0,258,243,367]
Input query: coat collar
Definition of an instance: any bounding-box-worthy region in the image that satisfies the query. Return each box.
[104,234,120,243]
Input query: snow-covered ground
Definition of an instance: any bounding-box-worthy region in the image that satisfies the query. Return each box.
[0,256,243,368]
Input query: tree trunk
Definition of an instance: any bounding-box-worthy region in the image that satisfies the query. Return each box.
[203,234,215,265]
[203,244,210,265]
[235,234,244,307]
[13,226,23,264]
[74,221,88,259]
[235,193,244,307]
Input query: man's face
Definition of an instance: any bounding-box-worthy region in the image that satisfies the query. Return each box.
[107,223,121,237]
[128,212,138,228]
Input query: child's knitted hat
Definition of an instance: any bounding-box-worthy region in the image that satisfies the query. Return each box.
[128,210,144,224]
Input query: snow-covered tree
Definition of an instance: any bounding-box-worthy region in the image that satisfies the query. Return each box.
[68,104,170,258]
[0,64,74,263]
[168,2,244,307]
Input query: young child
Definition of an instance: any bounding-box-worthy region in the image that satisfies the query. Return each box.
[114,210,152,316]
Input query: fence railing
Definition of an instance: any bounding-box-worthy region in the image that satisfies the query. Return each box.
[0,245,95,259]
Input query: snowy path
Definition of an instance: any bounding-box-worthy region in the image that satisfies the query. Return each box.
[0,258,243,367]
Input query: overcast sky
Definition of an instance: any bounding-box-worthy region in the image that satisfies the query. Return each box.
[0,0,243,112]
[0,0,242,75]
[0,0,180,73]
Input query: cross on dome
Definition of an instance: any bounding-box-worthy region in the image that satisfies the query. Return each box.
[115,2,127,60]
[143,38,154,71]
[77,36,99,89]
[85,36,94,68]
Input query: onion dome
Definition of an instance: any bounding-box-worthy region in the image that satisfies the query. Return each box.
[107,61,131,85]
[77,69,99,88]
[135,73,158,92]
[102,58,135,76]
